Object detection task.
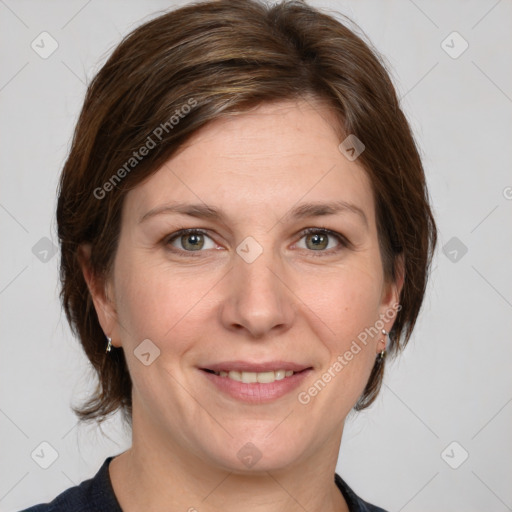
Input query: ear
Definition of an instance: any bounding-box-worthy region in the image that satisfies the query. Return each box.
[78,243,120,348]
[378,253,405,347]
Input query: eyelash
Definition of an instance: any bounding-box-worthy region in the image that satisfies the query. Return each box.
[163,227,349,257]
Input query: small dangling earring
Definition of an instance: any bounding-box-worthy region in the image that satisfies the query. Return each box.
[105,336,112,353]
[379,329,388,360]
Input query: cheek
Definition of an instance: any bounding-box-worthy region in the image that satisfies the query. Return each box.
[298,258,383,342]
[114,234,383,358]
[296,261,382,398]
[113,252,219,349]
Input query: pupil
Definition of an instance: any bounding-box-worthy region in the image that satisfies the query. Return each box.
[184,233,202,249]
[309,233,326,250]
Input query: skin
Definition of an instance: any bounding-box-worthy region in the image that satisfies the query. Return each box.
[80,98,404,512]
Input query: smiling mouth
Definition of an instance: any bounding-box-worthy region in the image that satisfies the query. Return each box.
[202,368,307,384]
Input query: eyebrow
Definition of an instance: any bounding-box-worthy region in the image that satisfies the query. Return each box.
[139,199,368,229]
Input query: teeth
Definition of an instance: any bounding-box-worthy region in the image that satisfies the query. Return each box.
[214,369,297,383]
[228,370,242,381]
[256,371,275,383]
[241,371,257,384]
[275,370,286,380]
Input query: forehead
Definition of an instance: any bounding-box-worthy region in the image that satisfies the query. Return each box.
[123,99,375,228]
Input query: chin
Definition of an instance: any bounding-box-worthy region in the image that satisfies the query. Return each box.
[202,431,311,475]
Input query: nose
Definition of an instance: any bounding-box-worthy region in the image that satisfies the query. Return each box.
[219,241,296,339]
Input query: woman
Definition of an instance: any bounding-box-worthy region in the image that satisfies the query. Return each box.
[23,0,437,510]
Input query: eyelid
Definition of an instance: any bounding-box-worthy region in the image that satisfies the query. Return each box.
[295,227,350,254]
[164,227,349,255]
[164,228,216,256]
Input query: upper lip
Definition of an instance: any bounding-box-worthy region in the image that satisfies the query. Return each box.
[201,361,312,373]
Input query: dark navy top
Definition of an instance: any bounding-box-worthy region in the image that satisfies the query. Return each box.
[21,456,388,511]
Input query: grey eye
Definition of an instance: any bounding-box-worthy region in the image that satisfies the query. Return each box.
[168,230,216,251]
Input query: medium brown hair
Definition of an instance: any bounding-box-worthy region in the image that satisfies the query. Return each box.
[57,0,437,425]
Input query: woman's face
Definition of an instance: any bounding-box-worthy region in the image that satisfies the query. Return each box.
[91,98,403,472]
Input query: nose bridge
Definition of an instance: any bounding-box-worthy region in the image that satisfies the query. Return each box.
[222,233,295,337]
[237,236,280,295]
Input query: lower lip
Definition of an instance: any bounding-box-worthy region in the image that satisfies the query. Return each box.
[200,369,312,403]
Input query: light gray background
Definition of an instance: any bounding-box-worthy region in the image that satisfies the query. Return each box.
[1,1,511,511]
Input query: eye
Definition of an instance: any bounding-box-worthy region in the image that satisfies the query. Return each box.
[165,229,217,254]
[164,227,349,257]
[295,228,348,255]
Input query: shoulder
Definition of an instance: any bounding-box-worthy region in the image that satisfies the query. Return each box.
[20,456,122,512]
[335,473,389,512]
